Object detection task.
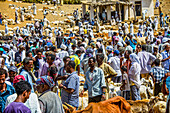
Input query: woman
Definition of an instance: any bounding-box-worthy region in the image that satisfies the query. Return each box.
[0,57,8,72]
[129,53,141,101]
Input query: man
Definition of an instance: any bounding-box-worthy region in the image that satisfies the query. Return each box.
[96,53,117,99]
[14,45,25,66]
[34,49,45,78]
[150,59,169,96]
[161,44,170,70]
[82,48,94,74]
[5,66,17,86]
[106,45,113,61]
[0,68,15,112]
[36,76,64,113]
[20,57,35,92]
[57,56,71,84]
[6,75,41,113]
[15,9,18,24]
[58,44,69,68]
[153,45,162,60]
[81,57,106,103]
[108,50,121,83]
[138,45,156,79]
[128,33,137,52]
[3,81,31,113]
[59,61,79,109]
[120,50,132,75]
[70,50,81,76]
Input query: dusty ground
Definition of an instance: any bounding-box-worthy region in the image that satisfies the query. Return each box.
[0,0,170,31]
[0,1,81,30]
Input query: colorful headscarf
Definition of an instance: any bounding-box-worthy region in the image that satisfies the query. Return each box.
[36,76,55,88]
[13,75,25,84]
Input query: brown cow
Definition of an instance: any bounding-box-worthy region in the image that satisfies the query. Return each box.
[73,96,131,113]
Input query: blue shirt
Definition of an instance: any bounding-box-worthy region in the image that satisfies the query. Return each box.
[150,66,169,83]
[61,71,79,108]
[161,50,170,70]
[129,39,137,50]
[0,84,15,112]
[84,67,106,98]
[20,69,34,93]
[166,76,170,99]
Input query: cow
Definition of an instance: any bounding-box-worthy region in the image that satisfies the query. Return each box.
[73,96,131,113]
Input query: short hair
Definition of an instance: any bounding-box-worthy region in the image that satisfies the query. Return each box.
[97,48,103,53]
[26,51,32,57]
[23,57,33,65]
[126,41,130,45]
[51,46,56,51]
[121,66,127,72]
[68,61,75,69]
[36,49,42,53]
[89,57,96,63]
[48,54,56,61]
[154,59,160,66]
[72,44,76,48]
[15,81,31,95]
[126,50,132,55]
[142,45,147,51]
[76,50,81,55]
[63,56,71,62]
[0,68,7,78]
[96,53,104,60]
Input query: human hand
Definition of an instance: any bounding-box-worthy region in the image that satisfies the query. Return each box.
[58,84,63,89]
[102,94,106,100]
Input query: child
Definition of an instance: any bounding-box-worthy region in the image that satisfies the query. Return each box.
[3,81,31,113]
[120,66,130,100]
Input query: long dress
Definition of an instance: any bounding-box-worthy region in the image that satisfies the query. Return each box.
[32,5,37,15]
[21,10,24,22]
[130,23,134,35]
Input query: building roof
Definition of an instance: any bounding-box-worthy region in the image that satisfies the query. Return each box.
[82,0,133,6]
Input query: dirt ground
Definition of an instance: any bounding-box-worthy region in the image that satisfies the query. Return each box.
[0,1,81,30]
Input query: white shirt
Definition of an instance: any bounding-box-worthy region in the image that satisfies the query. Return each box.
[108,56,121,76]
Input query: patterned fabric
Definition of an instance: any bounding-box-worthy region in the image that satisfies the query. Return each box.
[0,84,15,112]
[150,66,169,83]
[36,76,55,88]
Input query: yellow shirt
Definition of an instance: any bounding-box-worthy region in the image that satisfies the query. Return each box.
[70,55,80,70]
[99,63,117,92]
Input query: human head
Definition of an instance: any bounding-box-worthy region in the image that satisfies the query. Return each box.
[23,57,33,71]
[88,57,96,69]
[26,51,33,58]
[124,50,132,59]
[129,53,140,64]
[97,48,103,53]
[0,68,7,86]
[36,76,55,93]
[76,50,81,57]
[96,53,104,64]
[8,66,18,83]
[154,59,160,66]
[142,44,147,51]
[14,81,31,103]
[36,49,42,59]
[165,44,170,52]
[65,61,75,73]
[63,56,71,66]
[47,54,56,65]
[121,66,127,73]
[13,75,25,85]
[114,50,119,56]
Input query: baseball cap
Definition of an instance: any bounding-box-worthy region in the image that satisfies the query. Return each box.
[8,66,18,73]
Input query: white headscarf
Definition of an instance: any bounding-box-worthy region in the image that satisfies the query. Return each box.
[130,53,140,64]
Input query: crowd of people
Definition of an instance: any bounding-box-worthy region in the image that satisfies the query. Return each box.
[0,2,170,113]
